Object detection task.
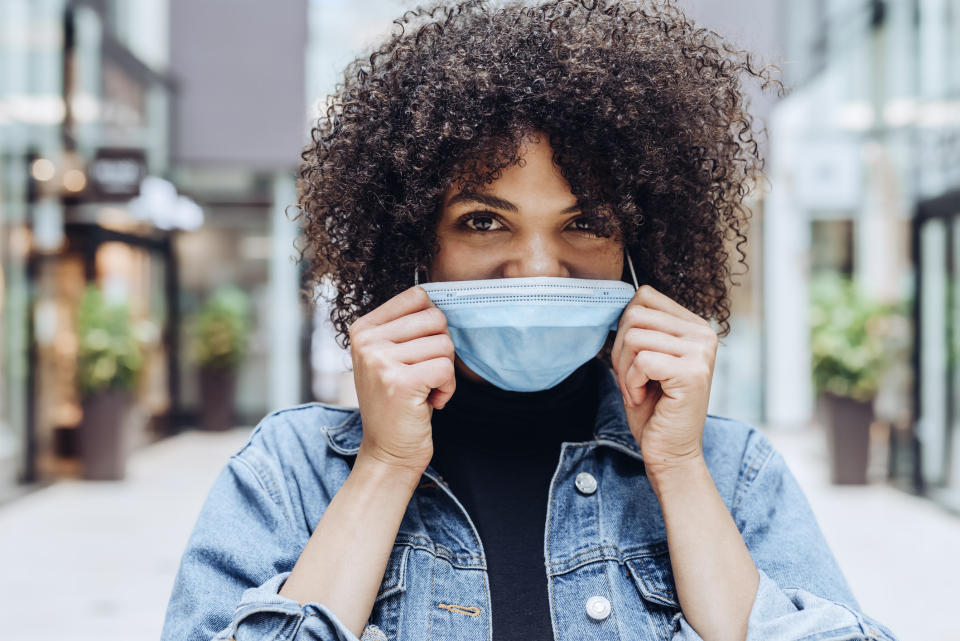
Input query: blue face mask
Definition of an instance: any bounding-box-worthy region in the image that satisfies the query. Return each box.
[418,253,639,392]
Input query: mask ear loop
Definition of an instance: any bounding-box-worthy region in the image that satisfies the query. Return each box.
[625,250,639,290]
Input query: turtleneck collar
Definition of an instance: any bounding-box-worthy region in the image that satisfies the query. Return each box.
[434,358,600,420]
[430,357,600,450]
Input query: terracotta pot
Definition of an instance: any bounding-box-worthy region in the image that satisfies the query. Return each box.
[819,391,873,485]
[79,388,133,481]
[198,367,238,431]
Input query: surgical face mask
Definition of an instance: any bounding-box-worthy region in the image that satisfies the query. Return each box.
[418,253,639,392]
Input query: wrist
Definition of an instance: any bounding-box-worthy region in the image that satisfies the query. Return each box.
[354,447,427,491]
[646,453,709,498]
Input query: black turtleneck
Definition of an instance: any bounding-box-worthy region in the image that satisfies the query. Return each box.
[429,357,600,640]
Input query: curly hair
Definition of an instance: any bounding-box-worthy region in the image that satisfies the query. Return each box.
[296,0,782,348]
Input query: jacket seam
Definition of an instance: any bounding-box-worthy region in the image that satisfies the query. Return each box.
[790,625,872,641]
[227,603,305,639]
[731,430,775,519]
[755,583,878,640]
[231,453,295,529]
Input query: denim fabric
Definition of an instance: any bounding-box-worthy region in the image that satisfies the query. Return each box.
[161,364,901,641]
[420,277,635,391]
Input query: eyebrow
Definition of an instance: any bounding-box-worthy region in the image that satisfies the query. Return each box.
[446,191,581,215]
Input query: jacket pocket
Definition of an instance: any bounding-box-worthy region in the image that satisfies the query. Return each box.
[624,542,679,609]
[367,543,411,640]
[623,542,682,639]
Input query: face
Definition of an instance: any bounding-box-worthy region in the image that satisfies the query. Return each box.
[430,130,625,384]
[431,131,624,282]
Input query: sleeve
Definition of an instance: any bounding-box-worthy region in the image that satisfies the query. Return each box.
[670,428,901,641]
[159,448,364,641]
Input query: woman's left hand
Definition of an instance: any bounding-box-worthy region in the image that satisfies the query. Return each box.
[611,284,719,478]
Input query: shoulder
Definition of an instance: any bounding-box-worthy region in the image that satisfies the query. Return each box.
[701,413,779,508]
[703,413,774,466]
[240,401,361,458]
[228,402,363,509]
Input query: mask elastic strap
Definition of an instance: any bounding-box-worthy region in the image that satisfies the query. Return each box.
[626,250,639,290]
[414,266,422,286]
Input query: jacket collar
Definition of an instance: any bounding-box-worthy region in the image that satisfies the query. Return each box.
[320,360,642,461]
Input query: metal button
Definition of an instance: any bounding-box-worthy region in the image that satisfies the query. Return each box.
[575,472,597,495]
[585,595,611,621]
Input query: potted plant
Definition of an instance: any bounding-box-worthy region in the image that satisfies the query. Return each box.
[76,285,144,480]
[809,271,907,484]
[188,286,251,430]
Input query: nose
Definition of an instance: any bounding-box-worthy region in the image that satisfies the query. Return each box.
[501,233,570,278]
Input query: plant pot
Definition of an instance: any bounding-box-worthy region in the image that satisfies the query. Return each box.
[818,391,873,485]
[79,388,133,481]
[198,367,238,431]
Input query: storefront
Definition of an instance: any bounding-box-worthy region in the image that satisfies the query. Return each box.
[27,219,179,480]
[0,0,182,489]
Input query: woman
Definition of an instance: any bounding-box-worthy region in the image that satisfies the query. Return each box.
[162,1,900,640]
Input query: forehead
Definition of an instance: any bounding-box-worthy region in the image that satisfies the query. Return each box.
[442,134,576,207]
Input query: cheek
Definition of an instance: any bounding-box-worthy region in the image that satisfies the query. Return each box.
[575,238,624,280]
[429,236,499,281]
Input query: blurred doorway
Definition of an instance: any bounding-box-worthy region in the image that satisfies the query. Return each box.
[914,190,960,514]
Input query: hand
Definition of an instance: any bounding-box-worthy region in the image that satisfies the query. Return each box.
[610,284,718,477]
[349,286,456,476]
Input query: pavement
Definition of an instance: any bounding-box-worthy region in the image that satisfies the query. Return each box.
[0,422,956,641]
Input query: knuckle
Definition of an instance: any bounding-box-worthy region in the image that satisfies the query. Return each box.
[632,349,649,367]
[699,325,718,345]
[352,333,371,351]
[439,358,455,377]
[698,346,713,365]
[624,305,644,325]
[625,327,646,346]
[427,307,447,327]
[409,286,432,309]
[693,362,712,382]
[441,336,456,356]
[356,345,385,369]
[348,318,365,340]
[379,366,403,394]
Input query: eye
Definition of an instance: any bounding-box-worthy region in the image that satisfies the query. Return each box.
[459,212,505,232]
[567,215,608,236]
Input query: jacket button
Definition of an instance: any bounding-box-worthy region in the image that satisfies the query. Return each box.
[575,472,597,495]
[585,595,611,621]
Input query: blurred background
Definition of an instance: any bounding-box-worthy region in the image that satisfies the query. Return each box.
[0,0,957,639]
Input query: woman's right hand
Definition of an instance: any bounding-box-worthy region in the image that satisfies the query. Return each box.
[349,285,456,477]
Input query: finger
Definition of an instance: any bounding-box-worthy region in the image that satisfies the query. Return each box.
[355,286,434,330]
[390,333,455,365]
[372,306,449,344]
[408,356,456,408]
[632,285,710,327]
[624,350,680,405]
[612,305,704,373]
[617,304,704,338]
[620,328,689,362]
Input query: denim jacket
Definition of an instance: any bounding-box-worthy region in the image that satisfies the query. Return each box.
[162,364,900,641]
